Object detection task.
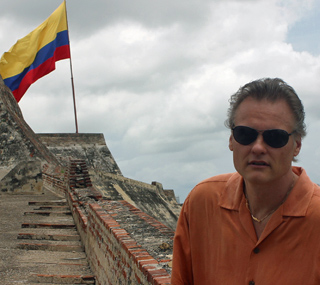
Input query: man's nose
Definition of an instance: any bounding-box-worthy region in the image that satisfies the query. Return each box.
[251,134,267,153]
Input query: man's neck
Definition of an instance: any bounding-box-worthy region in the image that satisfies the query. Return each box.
[244,172,297,221]
[243,171,298,239]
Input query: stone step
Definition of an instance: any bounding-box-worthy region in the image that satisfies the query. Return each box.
[17,228,78,235]
[18,232,81,241]
[16,236,82,246]
[1,191,95,284]
[24,211,72,216]
[22,216,75,225]
[22,223,76,229]
[17,250,89,265]
[33,206,70,211]
[28,283,91,285]
[29,201,68,206]
[29,273,95,284]
[17,242,84,252]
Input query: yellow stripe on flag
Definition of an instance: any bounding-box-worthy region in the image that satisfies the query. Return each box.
[0,1,68,79]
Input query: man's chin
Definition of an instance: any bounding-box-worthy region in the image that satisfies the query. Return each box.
[243,173,272,186]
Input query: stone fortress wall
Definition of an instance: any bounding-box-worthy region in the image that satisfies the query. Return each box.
[0,75,180,284]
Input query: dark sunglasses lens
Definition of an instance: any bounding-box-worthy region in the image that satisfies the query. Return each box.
[233,126,258,145]
[263,129,289,148]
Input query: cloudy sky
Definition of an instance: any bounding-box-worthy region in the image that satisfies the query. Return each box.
[1,0,320,202]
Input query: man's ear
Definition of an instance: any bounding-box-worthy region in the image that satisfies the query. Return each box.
[293,135,302,157]
[229,135,233,151]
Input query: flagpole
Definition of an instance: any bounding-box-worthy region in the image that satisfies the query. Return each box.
[64,0,79,133]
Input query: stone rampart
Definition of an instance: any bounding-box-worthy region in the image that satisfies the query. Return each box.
[37,133,122,175]
[38,133,180,230]
[0,74,179,284]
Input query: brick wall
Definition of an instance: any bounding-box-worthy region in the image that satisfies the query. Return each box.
[86,203,172,284]
[59,159,173,284]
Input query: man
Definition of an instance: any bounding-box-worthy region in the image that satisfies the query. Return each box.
[171,78,320,284]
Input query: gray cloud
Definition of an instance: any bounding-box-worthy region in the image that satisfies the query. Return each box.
[1,0,320,202]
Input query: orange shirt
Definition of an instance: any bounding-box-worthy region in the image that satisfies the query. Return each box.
[172,167,320,284]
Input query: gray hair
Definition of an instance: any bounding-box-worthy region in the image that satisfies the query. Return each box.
[225,78,306,138]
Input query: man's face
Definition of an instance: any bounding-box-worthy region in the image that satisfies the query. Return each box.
[229,97,301,186]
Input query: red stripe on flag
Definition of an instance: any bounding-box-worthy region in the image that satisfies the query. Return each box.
[13,45,70,102]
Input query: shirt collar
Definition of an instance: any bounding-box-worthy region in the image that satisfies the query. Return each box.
[282,167,315,217]
[219,172,243,211]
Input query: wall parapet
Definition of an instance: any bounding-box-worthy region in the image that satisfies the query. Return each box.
[86,203,171,284]
[65,159,173,284]
[42,163,67,197]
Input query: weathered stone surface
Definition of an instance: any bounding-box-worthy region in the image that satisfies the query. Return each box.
[0,160,43,194]
[0,77,59,166]
[87,170,180,230]
[0,76,59,195]
[37,133,122,175]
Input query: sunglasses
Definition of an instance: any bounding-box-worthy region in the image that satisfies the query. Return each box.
[232,126,295,148]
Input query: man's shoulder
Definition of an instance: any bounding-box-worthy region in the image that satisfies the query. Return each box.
[311,183,320,202]
[189,172,238,198]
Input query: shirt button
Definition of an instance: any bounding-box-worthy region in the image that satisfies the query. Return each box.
[253,247,260,254]
[249,281,255,285]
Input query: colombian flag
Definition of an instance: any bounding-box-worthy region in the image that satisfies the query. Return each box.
[0,2,70,102]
